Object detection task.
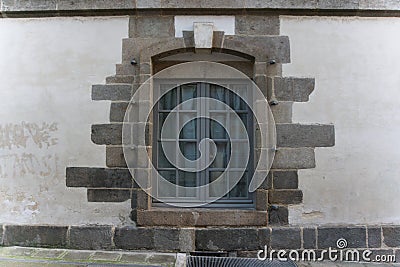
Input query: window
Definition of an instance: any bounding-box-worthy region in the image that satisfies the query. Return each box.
[153,82,254,207]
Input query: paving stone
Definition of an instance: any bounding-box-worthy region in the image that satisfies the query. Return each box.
[129,16,174,38]
[0,247,38,257]
[268,205,289,225]
[269,190,303,204]
[114,227,154,250]
[303,227,317,249]
[271,148,316,169]
[92,84,132,101]
[66,167,133,189]
[277,124,335,148]
[87,189,131,202]
[69,226,113,250]
[61,251,94,261]
[90,251,120,261]
[271,227,301,249]
[31,249,65,259]
[235,15,280,35]
[91,124,123,145]
[195,228,261,251]
[3,225,68,248]
[368,227,382,248]
[318,226,367,249]
[383,226,400,247]
[273,171,298,189]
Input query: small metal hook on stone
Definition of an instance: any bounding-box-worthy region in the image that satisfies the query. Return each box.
[130,58,138,65]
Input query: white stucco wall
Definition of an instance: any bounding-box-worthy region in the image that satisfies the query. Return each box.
[0,16,131,225]
[281,16,400,225]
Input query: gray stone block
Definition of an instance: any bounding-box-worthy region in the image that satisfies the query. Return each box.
[87,189,131,202]
[269,190,303,204]
[277,124,335,148]
[195,228,261,251]
[179,228,195,252]
[303,227,317,249]
[66,167,133,188]
[235,16,280,35]
[256,189,269,211]
[129,16,174,38]
[244,0,317,9]
[106,146,127,167]
[3,225,68,247]
[0,225,3,245]
[317,0,359,9]
[271,102,293,123]
[273,171,298,189]
[114,227,154,250]
[91,124,122,145]
[273,77,315,102]
[223,36,290,63]
[317,226,367,249]
[268,206,288,225]
[271,148,316,169]
[359,0,400,10]
[110,102,129,122]
[383,226,400,247]
[271,228,301,249]
[368,227,382,248]
[57,0,134,10]
[69,226,113,250]
[106,75,135,84]
[92,84,132,101]
[154,228,180,251]
[2,0,57,11]
[258,172,272,190]
[116,63,137,76]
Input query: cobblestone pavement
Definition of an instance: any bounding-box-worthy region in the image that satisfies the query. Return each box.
[0,247,399,267]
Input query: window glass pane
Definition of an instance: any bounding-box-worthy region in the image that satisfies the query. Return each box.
[211,142,229,168]
[210,115,227,139]
[230,114,247,139]
[158,142,174,168]
[230,85,247,111]
[178,171,197,197]
[159,88,177,110]
[179,142,198,169]
[229,172,248,198]
[210,84,226,110]
[180,84,197,110]
[159,112,176,139]
[158,170,177,197]
[179,115,197,139]
[209,171,226,198]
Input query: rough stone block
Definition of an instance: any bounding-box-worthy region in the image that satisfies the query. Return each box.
[268,205,288,225]
[318,226,367,249]
[303,227,317,249]
[57,0,134,10]
[92,84,132,101]
[235,15,280,35]
[106,75,135,84]
[317,0,359,9]
[129,16,174,38]
[106,146,127,167]
[256,189,269,211]
[270,102,293,123]
[271,228,301,249]
[69,226,113,250]
[131,189,150,210]
[1,0,57,11]
[87,189,131,202]
[273,171,298,189]
[383,226,400,247]
[273,77,315,102]
[223,36,290,63]
[3,225,67,247]
[272,148,315,169]
[179,228,195,252]
[0,225,3,245]
[154,228,180,251]
[258,172,272,190]
[66,167,133,188]
[114,227,154,250]
[110,102,129,122]
[116,63,137,76]
[195,228,261,251]
[359,0,400,10]
[91,124,122,145]
[277,124,335,148]
[368,227,382,248]
[269,190,303,204]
